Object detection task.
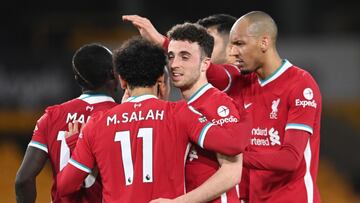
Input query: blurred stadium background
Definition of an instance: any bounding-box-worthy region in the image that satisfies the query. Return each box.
[1,0,360,202]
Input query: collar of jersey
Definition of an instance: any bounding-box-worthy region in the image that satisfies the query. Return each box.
[78,93,115,104]
[187,83,213,104]
[258,59,292,87]
[124,94,158,103]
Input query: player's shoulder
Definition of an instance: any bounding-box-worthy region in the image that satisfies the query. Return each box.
[287,65,319,88]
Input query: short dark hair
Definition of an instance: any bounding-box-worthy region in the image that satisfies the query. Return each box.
[197,14,237,34]
[113,37,166,89]
[167,22,214,58]
[72,43,114,90]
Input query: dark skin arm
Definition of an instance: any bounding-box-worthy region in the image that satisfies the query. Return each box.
[15,147,47,203]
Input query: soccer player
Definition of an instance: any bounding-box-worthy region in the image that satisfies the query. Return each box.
[15,43,119,203]
[123,15,246,203]
[197,14,237,64]
[206,11,322,203]
[167,23,244,203]
[197,15,250,202]
[57,37,250,203]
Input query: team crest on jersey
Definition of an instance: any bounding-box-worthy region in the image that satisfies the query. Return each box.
[270,98,280,119]
[217,105,230,118]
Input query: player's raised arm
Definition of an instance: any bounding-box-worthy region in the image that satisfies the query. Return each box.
[122,15,165,47]
[206,63,241,92]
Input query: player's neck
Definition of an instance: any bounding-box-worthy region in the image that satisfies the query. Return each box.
[82,88,111,96]
[128,86,157,98]
[181,78,208,101]
[256,51,282,80]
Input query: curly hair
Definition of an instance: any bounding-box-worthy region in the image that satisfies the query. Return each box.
[167,22,214,58]
[113,37,166,89]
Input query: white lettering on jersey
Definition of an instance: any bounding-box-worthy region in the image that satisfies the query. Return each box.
[251,127,281,146]
[66,113,91,124]
[295,99,317,108]
[106,110,164,126]
[295,88,317,108]
[211,115,238,126]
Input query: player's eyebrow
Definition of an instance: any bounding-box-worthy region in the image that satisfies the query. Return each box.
[179,50,191,56]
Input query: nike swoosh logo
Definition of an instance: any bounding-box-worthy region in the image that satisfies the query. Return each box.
[244,103,252,109]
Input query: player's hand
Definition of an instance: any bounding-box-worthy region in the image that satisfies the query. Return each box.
[122,15,165,47]
[65,121,84,138]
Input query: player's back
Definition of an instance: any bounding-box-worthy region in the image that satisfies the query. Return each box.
[30,93,116,202]
[87,95,192,203]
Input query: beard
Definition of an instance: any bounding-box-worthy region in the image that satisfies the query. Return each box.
[240,69,252,75]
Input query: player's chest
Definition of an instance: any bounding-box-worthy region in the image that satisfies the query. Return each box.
[243,86,290,148]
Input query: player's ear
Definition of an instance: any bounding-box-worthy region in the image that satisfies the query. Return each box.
[201,57,211,72]
[119,75,127,90]
[260,35,270,52]
[157,74,170,100]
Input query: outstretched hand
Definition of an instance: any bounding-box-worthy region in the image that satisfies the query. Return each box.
[122,15,165,47]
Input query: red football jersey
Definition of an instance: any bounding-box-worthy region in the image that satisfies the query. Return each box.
[64,94,246,203]
[185,83,241,203]
[208,60,322,203]
[29,93,116,203]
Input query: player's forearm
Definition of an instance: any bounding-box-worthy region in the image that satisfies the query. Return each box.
[57,165,88,197]
[207,63,236,91]
[244,147,302,171]
[176,155,243,203]
[204,113,251,155]
[244,130,309,171]
[15,177,36,203]
[65,132,79,152]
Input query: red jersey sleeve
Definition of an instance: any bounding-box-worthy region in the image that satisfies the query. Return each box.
[28,107,55,153]
[244,129,310,171]
[65,133,80,152]
[203,108,251,155]
[285,73,321,135]
[162,37,169,52]
[179,105,251,155]
[206,63,241,92]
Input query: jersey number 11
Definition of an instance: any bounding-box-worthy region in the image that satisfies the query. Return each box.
[114,128,153,186]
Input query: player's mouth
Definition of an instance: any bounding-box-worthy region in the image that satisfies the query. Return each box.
[233,59,245,69]
[171,72,183,81]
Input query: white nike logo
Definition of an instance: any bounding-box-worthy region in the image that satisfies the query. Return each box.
[244,103,252,109]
